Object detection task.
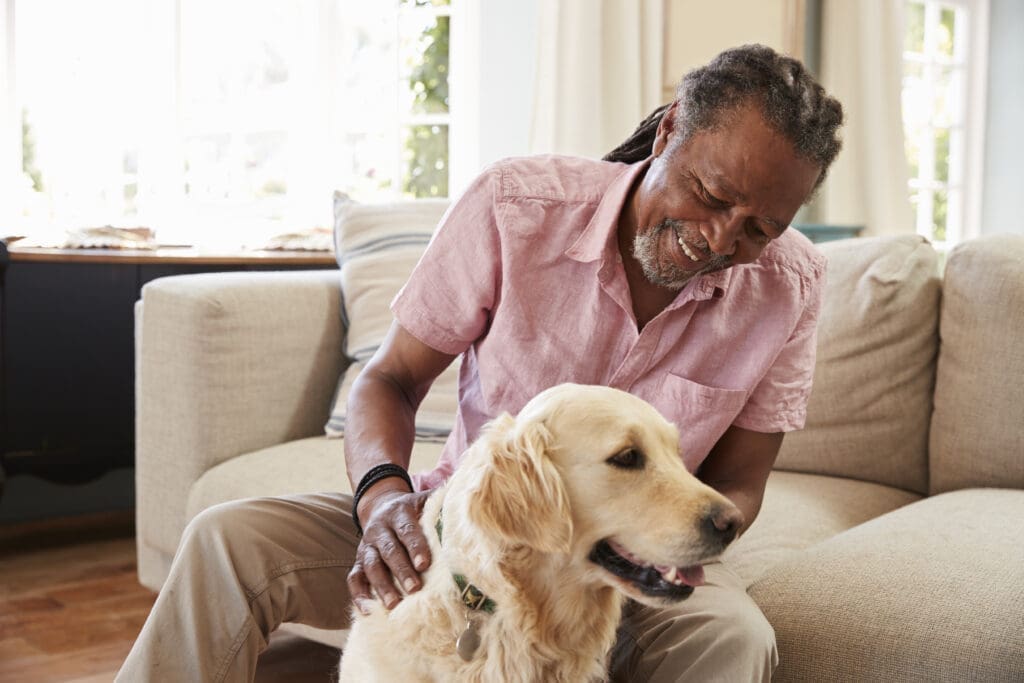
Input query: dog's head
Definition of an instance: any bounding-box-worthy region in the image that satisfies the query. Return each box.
[460,383,742,607]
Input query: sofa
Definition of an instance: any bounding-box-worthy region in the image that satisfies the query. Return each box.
[133,196,1024,681]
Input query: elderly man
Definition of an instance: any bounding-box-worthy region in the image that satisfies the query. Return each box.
[119,44,842,682]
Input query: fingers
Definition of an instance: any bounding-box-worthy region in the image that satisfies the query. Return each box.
[396,490,433,572]
[346,562,375,616]
[361,535,406,609]
[394,516,431,573]
[349,490,433,614]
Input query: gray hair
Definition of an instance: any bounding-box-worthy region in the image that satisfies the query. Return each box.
[605,44,844,189]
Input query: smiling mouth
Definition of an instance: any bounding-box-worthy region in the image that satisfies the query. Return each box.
[588,539,706,600]
[677,236,703,263]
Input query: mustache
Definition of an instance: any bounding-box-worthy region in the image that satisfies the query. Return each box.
[657,219,732,270]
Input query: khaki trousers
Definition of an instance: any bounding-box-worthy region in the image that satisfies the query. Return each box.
[117,493,776,682]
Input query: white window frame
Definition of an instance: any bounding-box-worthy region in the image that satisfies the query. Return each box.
[902,0,988,248]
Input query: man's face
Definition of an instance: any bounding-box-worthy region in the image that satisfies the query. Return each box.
[629,102,822,291]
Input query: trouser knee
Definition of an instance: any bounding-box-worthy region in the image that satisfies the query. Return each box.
[177,498,264,563]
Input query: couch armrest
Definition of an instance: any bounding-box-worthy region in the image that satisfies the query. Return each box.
[135,269,345,564]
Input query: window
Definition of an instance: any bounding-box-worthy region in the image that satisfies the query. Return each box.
[901,0,988,248]
[4,0,454,247]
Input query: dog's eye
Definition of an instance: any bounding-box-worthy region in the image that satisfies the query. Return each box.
[606,448,645,470]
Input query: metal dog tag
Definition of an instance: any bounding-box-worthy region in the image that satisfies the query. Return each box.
[456,620,480,661]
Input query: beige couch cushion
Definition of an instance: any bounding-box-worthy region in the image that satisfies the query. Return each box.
[724,471,920,586]
[749,489,1024,682]
[186,437,446,521]
[325,194,458,442]
[930,234,1024,493]
[775,235,940,494]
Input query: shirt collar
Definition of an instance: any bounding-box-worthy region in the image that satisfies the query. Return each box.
[565,159,648,264]
[564,157,732,300]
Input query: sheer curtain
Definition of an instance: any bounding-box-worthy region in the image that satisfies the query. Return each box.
[528,0,664,158]
[811,0,915,236]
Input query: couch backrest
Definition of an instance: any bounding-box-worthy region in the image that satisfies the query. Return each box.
[929,234,1024,494]
[775,234,941,494]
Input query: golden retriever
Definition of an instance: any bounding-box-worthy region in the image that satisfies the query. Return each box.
[338,383,742,683]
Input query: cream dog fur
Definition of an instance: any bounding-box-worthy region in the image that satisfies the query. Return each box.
[338,383,741,683]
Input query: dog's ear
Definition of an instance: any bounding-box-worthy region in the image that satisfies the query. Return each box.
[468,414,573,553]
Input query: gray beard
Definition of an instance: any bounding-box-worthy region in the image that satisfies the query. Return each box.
[632,218,731,290]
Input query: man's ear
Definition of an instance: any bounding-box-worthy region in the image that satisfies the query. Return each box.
[468,415,572,553]
[652,100,680,157]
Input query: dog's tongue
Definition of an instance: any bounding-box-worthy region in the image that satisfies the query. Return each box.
[656,564,705,587]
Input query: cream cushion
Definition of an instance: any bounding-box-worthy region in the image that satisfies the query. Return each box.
[749,489,1024,682]
[724,471,921,586]
[930,234,1024,493]
[775,235,940,494]
[325,194,457,442]
[186,437,446,520]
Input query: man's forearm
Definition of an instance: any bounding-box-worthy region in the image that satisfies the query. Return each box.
[697,425,783,537]
[700,478,765,537]
[344,368,419,502]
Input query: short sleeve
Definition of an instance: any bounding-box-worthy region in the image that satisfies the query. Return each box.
[733,264,826,433]
[391,164,504,355]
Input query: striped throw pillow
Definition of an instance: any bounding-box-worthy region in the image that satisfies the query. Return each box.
[325,193,458,443]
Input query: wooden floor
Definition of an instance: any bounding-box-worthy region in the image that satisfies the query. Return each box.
[0,510,340,682]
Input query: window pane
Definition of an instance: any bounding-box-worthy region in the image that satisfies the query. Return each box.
[179,0,296,112]
[404,125,449,198]
[905,2,925,53]
[176,0,310,241]
[905,130,921,180]
[938,7,956,58]
[183,135,232,201]
[902,61,929,129]
[932,67,963,128]
[932,189,948,242]
[934,128,950,183]
[15,0,148,228]
[401,14,450,115]
[343,131,398,196]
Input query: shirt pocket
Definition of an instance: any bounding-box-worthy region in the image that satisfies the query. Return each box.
[647,373,749,470]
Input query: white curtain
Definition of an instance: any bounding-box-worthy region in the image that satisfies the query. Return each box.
[811,0,915,236]
[529,0,664,159]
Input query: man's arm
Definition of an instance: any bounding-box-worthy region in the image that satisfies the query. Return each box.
[697,425,784,536]
[344,321,457,613]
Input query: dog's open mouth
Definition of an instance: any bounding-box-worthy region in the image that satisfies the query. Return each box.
[589,539,705,600]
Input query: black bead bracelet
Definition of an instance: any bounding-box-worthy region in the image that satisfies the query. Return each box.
[351,463,414,536]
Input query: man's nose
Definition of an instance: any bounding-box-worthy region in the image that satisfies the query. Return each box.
[701,215,743,257]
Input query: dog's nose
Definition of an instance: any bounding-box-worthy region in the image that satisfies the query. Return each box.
[702,504,743,546]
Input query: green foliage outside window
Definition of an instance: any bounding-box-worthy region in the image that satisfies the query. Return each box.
[22,110,44,191]
[404,15,449,198]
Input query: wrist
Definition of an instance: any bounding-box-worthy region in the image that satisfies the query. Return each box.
[351,463,413,536]
[356,479,410,524]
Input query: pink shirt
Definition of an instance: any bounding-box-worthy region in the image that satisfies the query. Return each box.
[393,155,826,492]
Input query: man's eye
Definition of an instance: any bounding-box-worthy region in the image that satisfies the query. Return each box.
[746,220,771,244]
[696,181,727,208]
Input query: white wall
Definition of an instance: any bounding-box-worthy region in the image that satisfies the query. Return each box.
[456,0,801,195]
[663,0,800,100]
[981,0,1024,236]
[451,0,538,194]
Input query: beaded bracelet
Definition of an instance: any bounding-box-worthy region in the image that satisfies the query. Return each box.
[351,463,414,536]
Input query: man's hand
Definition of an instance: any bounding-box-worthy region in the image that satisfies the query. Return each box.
[347,486,432,615]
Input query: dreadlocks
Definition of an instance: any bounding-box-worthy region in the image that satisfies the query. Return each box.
[604,44,843,189]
